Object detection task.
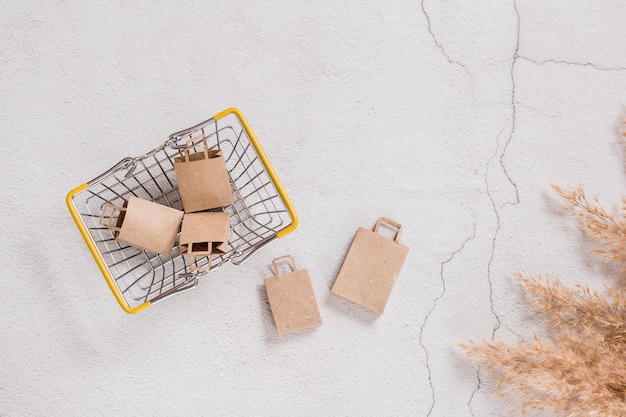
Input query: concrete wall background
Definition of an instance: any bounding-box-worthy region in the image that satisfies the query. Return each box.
[1,1,625,416]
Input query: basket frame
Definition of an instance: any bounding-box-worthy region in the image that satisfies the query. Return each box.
[66,108,297,313]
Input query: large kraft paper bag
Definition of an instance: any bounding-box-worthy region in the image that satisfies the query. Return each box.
[174,135,233,213]
[331,217,409,314]
[264,256,322,335]
[99,196,184,256]
[179,211,230,271]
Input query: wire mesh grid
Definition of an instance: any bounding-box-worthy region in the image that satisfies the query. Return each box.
[70,111,294,310]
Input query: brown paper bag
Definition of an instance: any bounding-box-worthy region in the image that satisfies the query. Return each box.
[264,256,323,335]
[174,135,233,213]
[179,211,230,271]
[99,196,184,256]
[331,217,409,314]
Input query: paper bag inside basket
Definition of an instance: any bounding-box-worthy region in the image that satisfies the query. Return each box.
[99,196,184,257]
[173,135,233,213]
[331,217,409,314]
[264,256,323,335]
[179,211,230,271]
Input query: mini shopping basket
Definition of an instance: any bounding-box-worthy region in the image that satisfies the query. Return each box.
[66,108,298,313]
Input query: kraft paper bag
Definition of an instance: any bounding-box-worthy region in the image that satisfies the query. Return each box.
[174,135,233,213]
[264,256,322,335]
[331,217,409,314]
[99,196,184,256]
[179,211,230,271]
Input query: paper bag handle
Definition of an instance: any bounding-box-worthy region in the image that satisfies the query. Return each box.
[373,217,403,242]
[183,135,209,162]
[187,249,212,272]
[99,203,126,233]
[271,255,297,276]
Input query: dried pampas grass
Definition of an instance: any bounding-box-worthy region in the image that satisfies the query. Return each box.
[461,126,626,416]
[552,185,626,276]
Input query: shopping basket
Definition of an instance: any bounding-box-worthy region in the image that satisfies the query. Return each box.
[66,108,298,313]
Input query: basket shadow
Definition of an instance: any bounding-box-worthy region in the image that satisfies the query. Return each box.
[25,242,100,353]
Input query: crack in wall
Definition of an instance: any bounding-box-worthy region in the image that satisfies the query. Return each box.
[418,221,476,417]
[418,1,623,415]
[501,0,521,208]
[468,1,521,414]
[518,55,626,72]
[485,132,506,340]
[466,130,509,417]
[420,0,475,94]
[466,116,514,417]
[467,365,482,417]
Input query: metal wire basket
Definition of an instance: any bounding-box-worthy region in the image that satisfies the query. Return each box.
[67,108,297,313]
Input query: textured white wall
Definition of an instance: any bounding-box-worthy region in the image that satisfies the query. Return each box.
[1,1,625,416]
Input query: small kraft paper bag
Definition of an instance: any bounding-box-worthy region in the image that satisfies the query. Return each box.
[173,135,233,213]
[331,217,409,314]
[99,196,184,256]
[179,211,230,271]
[264,256,322,335]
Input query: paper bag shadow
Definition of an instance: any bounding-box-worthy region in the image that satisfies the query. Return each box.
[324,291,380,325]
